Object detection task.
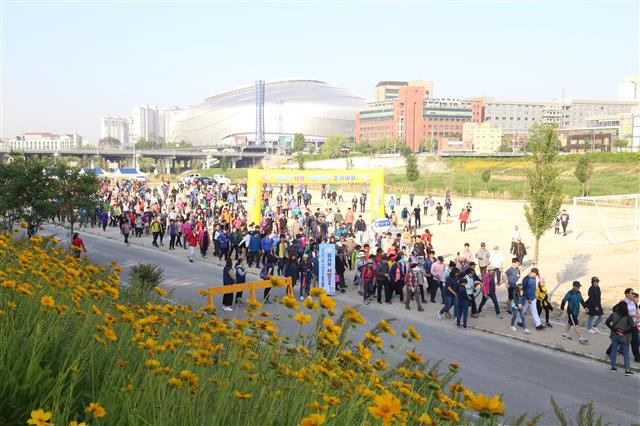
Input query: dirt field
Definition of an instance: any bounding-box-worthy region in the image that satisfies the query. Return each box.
[312,190,639,308]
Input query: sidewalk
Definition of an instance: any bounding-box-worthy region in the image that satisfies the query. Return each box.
[60,223,637,370]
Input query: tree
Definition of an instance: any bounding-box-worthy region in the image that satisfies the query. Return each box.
[49,162,99,248]
[523,124,564,265]
[574,156,594,196]
[481,169,492,185]
[398,145,412,157]
[0,158,58,236]
[405,152,419,182]
[137,156,155,173]
[98,136,121,149]
[296,153,305,170]
[220,156,228,172]
[498,141,512,152]
[613,138,629,151]
[293,133,306,152]
[321,135,349,158]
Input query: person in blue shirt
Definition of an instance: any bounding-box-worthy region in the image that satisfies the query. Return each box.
[260,234,273,266]
[560,281,589,344]
[248,232,261,268]
[455,276,471,329]
[522,268,545,330]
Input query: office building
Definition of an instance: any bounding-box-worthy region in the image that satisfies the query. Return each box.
[355,83,481,152]
[481,98,637,134]
[618,75,640,101]
[372,80,433,102]
[159,106,182,142]
[463,122,502,153]
[7,132,82,151]
[100,116,130,146]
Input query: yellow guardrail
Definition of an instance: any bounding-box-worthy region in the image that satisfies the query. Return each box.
[199,276,293,310]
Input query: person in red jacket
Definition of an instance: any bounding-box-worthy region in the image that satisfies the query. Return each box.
[459,208,469,232]
[71,232,87,258]
[186,230,198,263]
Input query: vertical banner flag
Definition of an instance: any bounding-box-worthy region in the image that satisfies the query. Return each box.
[318,243,336,296]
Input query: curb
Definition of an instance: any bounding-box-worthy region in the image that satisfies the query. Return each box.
[47,222,640,372]
[468,324,640,373]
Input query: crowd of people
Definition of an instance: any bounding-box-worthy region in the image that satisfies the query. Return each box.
[68,176,639,375]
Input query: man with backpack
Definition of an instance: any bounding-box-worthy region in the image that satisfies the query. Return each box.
[522,268,545,330]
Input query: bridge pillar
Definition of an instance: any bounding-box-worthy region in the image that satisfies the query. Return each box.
[231,158,237,169]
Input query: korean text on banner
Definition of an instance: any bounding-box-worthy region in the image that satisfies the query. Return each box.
[318,243,336,296]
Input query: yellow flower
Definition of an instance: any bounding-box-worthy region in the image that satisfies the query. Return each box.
[407,325,421,341]
[321,317,340,334]
[27,409,53,426]
[40,295,55,308]
[344,306,365,325]
[145,359,160,369]
[246,298,263,309]
[310,287,326,297]
[433,406,460,422]
[364,332,384,349]
[379,319,395,335]
[405,350,424,363]
[84,402,106,418]
[468,393,505,416]
[168,377,183,388]
[280,295,299,310]
[416,413,434,425]
[233,390,252,399]
[375,359,388,371]
[294,311,313,325]
[70,421,88,426]
[322,394,340,406]
[303,297,319,310]
[357,343,372,361]
[299,413,326,426]
[120,383,134,393]
[20,222,28,229]
[101,326,117,342]
[367,391,402,425]
[154,286,168,296]
[318,294,336,312]
[8,301,17,310]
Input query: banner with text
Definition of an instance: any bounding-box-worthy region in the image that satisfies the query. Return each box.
[318,244,336,296]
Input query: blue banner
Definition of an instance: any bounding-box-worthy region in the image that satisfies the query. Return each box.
[318,244,336,296]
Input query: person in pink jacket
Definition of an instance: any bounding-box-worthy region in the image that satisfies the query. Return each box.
[477,267,503,318]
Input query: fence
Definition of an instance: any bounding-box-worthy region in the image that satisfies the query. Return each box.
[199,276,293,310]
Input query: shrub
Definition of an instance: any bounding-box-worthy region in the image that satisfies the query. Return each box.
[130,263,164,294]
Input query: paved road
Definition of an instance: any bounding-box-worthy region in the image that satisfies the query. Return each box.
[43,226,640,424]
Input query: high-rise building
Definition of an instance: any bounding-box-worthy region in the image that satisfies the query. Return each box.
[372,80,433,102]
[618,75,640,101]
[159,106,182,142]
[100,116,130,146]
[131,105,160,143]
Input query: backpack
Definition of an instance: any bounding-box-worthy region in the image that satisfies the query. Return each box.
[362,265,375,282]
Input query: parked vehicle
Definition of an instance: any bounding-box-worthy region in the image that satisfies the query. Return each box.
[213,174,231,185]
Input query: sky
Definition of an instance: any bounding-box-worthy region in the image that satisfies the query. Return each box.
[1,0,638,142]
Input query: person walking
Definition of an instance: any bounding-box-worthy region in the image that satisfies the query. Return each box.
[560,281,588,344]
[167,219,177,250]
[222,258,235,312]
[430,256,445,303]
[437,267,459,320]
[404,262,424,311]
[458,208,469,232]
[299,254,313,300]
[455,276,471,329]
[376,254,391,304]
[475,242,491,277]
[536,278,553,328]
[150,216,161,247]
[361,258,376,305]
[560,209,570,236]
[121,219,131,246]
[605,302,635,376]
[586,276,603,334]
[522,268,545,330]
[186,229,198,263]
[489,245,504,285]
[435,203,443,225]
[389,254,407,303]
[234,258,246,305]
[505,258,521,314]
[71,232,87,258]
[477,267,503,319]
[261,255,276,303]
[510,283,530,334]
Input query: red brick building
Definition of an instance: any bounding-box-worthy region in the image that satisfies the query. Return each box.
[355,84,483,152]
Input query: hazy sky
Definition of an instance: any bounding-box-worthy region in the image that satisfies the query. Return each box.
[1,1,638,141]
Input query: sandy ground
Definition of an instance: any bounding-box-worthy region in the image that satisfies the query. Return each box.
[305,190,639,308]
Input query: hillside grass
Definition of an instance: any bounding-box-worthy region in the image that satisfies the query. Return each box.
[1,233,515,425]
